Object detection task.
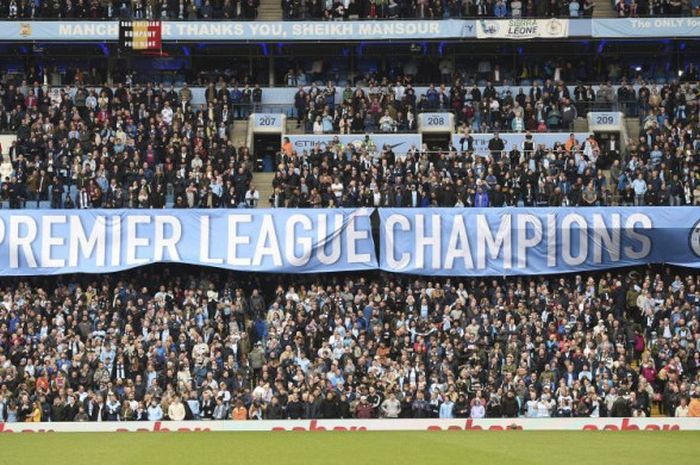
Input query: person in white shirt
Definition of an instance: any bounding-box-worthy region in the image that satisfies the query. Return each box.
[331,178,344,201]
[470,398,485,418]
[675,397,689,417]
[379,110,396,132]
[161,102,173,125]
[245,186,260,208]
[525,391,539,417]
[393,81,405,104]
[168,396,186,421]
[313,116,323,134]
[537,393,554,417]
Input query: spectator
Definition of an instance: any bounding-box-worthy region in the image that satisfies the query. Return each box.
[380,392,401,418]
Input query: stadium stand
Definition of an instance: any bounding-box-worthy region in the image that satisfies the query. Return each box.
[0,266,699,421]
[1,71,698,209]
[0,8,700,430]
[2,0,697,19]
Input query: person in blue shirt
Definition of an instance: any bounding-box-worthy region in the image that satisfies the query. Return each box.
[363,301,375,326]
[494,0,508,17]
[147,399,163,421]
[569,0,580,16]
[439,398,454,418]
[230,86,243,119]
[631,173,648,206]
[474,186,490,208]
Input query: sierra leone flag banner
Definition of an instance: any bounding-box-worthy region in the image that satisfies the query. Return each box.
[119,20,162,52]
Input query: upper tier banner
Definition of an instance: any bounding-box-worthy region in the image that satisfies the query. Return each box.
[0,20,475,41]
[592,18,700,38]
[476,19,569,39]
[379,208,700,276]
[1,19,697,41]
[0,209,376,276]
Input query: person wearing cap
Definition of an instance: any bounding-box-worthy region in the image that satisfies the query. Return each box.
[355,396,373,419]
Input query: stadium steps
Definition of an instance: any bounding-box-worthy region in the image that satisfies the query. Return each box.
[285,119,305,134]
[252,172,276,207]
[594,0,615,17]
[573,117,589,134]
[231,119,249,147]
[631,357,662,417]
[624,117,641,142]
[257,0,282,20]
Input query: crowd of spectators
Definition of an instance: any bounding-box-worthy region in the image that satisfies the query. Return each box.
[281,56,696,92]
[295,79,589,135]
[282,0,595,19]
[0,69,698,210]
[272,79,700,208]
[0,74,266,209]
[614,0,700,17]
[0,0,259,20]
[1,0,697,19]
[1,265,699,422]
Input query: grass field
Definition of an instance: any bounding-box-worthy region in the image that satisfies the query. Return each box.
[2,431,699,465]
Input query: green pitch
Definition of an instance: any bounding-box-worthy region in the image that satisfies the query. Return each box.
[2,431,698,465]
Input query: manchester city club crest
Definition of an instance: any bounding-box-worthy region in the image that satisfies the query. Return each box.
[547,20,562,36]
[19,23,32,38]
[690,219,700,258]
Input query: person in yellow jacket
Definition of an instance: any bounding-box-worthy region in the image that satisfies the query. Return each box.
[27,401,42,422]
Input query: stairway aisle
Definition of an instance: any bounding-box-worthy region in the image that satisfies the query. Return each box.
[594,0,616,17]
[257,0,282,20]
[230,119,249,147]
[252,172,276,208]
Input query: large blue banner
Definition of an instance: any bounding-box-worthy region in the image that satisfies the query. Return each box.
[379,208,700,276]
[0,209,376,276]
[0,20,475,41]
[4,208,700,276]
[0,19,697,41]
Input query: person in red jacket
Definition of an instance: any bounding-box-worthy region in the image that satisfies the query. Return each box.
[355,396,373,419]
